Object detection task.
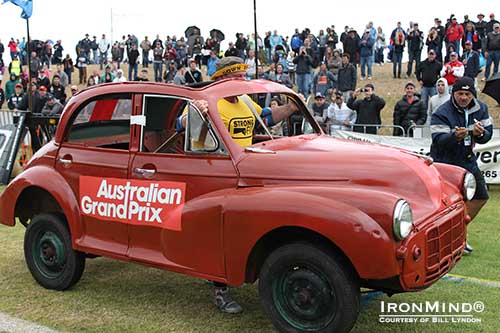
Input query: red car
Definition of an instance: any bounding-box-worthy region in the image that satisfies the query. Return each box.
[0,79,476,332]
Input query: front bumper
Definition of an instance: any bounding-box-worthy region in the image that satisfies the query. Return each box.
[398,202,466,290]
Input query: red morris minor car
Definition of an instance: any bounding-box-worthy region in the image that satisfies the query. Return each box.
[0,79,476,332]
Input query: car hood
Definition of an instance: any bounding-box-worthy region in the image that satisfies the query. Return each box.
[237,135,447,218]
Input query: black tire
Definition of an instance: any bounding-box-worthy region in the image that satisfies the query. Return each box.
[259,243,360,333]
[24,213,85,290]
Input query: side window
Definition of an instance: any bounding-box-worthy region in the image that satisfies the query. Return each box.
[140,95,226,155]
[66,94,132,150]
[141,95,187,154]
[186,106,219,152]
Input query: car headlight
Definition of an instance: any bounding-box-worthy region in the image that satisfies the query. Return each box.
[463,172,476,201]
[393,200,413,241]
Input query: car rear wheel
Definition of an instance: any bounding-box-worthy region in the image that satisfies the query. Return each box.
[259,243,360,333]
[24,213,85,290]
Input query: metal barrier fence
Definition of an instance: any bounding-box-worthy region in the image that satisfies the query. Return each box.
[0,109,24,126]
[330,124,406,137]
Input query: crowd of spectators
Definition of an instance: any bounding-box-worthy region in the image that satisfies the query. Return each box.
[0,11,498,133]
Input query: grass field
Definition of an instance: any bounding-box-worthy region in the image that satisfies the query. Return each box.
[0,185,499,333]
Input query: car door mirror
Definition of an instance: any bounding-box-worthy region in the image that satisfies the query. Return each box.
[185,102,218,153]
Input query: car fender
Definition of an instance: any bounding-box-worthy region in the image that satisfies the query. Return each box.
[0,165,84,242]
[222,186,401,285]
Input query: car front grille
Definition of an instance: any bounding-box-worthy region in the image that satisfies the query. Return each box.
[424,207,465,284]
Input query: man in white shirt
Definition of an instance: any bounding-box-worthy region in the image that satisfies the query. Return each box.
[98,34,110,70]
[325,92,356,133]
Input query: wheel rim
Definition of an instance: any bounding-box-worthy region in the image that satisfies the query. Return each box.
[273,265,337,330]
[32,231,66,279]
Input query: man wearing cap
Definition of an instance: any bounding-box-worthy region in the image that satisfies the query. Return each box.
[347,83,385,134]
[446,16,464,56]
[462,40,480,81]
[176,56,299,313]
[486,13,499,33]
[393,82,426,136]
[416,49,442,109]
[337,53,357,100]
[475,14,488,40]
[152,42,164,82]
[325,92,356,133]
[36,69,50,90]
[312,92,330,131]
[430,76,492,254]
[164,61,177,83]
[7,83,23,110]
[184,59,203,84]
[483,22,500,80]
[342,28,360,67]
[41,94,63,116]
[359,29,375,80]
[441,52,464,88]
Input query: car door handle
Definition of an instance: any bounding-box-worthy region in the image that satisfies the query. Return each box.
[58,158,72,165]
[133,167,156,176]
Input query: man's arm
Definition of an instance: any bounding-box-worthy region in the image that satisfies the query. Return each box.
[269,102,299,124]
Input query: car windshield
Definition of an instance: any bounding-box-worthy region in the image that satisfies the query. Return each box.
[213,92,320,148]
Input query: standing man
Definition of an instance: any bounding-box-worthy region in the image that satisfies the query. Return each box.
[416,49,442,109]
[359,30,375,80]
[293,46,313,99]
[337,53,357,100]
[152,42,164,82]
[98,34,110,70]
[406,23,424,78]
[462,41,480,83]
[127,44,140,81]
[347,83,385,134]
[430,76,492,254]
[483,22,500,81]
[140,36,152,68]
[390,22,406,78]
[393,82,427,136]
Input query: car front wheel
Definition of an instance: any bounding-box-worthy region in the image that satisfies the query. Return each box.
[24,213,85,290]
[259,242,360,333]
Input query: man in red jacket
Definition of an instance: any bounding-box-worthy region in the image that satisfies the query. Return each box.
[440,52,464,89]
[446,16,464,57]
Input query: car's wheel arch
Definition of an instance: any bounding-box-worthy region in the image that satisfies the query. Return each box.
[245,226,359,284]
[11,166,83,241]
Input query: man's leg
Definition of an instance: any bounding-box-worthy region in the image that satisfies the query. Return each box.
[484,53,493,79]
[213,282,242,314]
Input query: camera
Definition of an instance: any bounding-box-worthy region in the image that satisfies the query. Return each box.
[357,88,366,93]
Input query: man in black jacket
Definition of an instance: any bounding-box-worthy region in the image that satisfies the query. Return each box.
[406,23,424,78]
[347,83,385,134]
[393,82,426,136]
[416,49,442,109]
[337,53,357,100]
[462,40,480,80]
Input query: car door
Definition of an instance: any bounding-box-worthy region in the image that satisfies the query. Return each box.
[55,93,133,256]
[128,94,238,278]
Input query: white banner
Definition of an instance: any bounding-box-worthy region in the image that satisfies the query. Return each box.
[331,130,500,184]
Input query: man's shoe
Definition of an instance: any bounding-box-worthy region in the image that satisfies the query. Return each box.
[214,287,243,314]
[368,76,372,80]
[464,242,473,254]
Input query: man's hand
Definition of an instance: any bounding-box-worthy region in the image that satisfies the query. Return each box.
[473,119,485,137]
[193,99,209,116]
[454,127,468,141]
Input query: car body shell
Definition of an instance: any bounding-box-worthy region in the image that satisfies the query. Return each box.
[0,79,469,292]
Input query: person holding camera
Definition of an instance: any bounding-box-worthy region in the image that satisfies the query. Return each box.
[293,45,314,99]
[430,76,492,254]
[347,83,385,134]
